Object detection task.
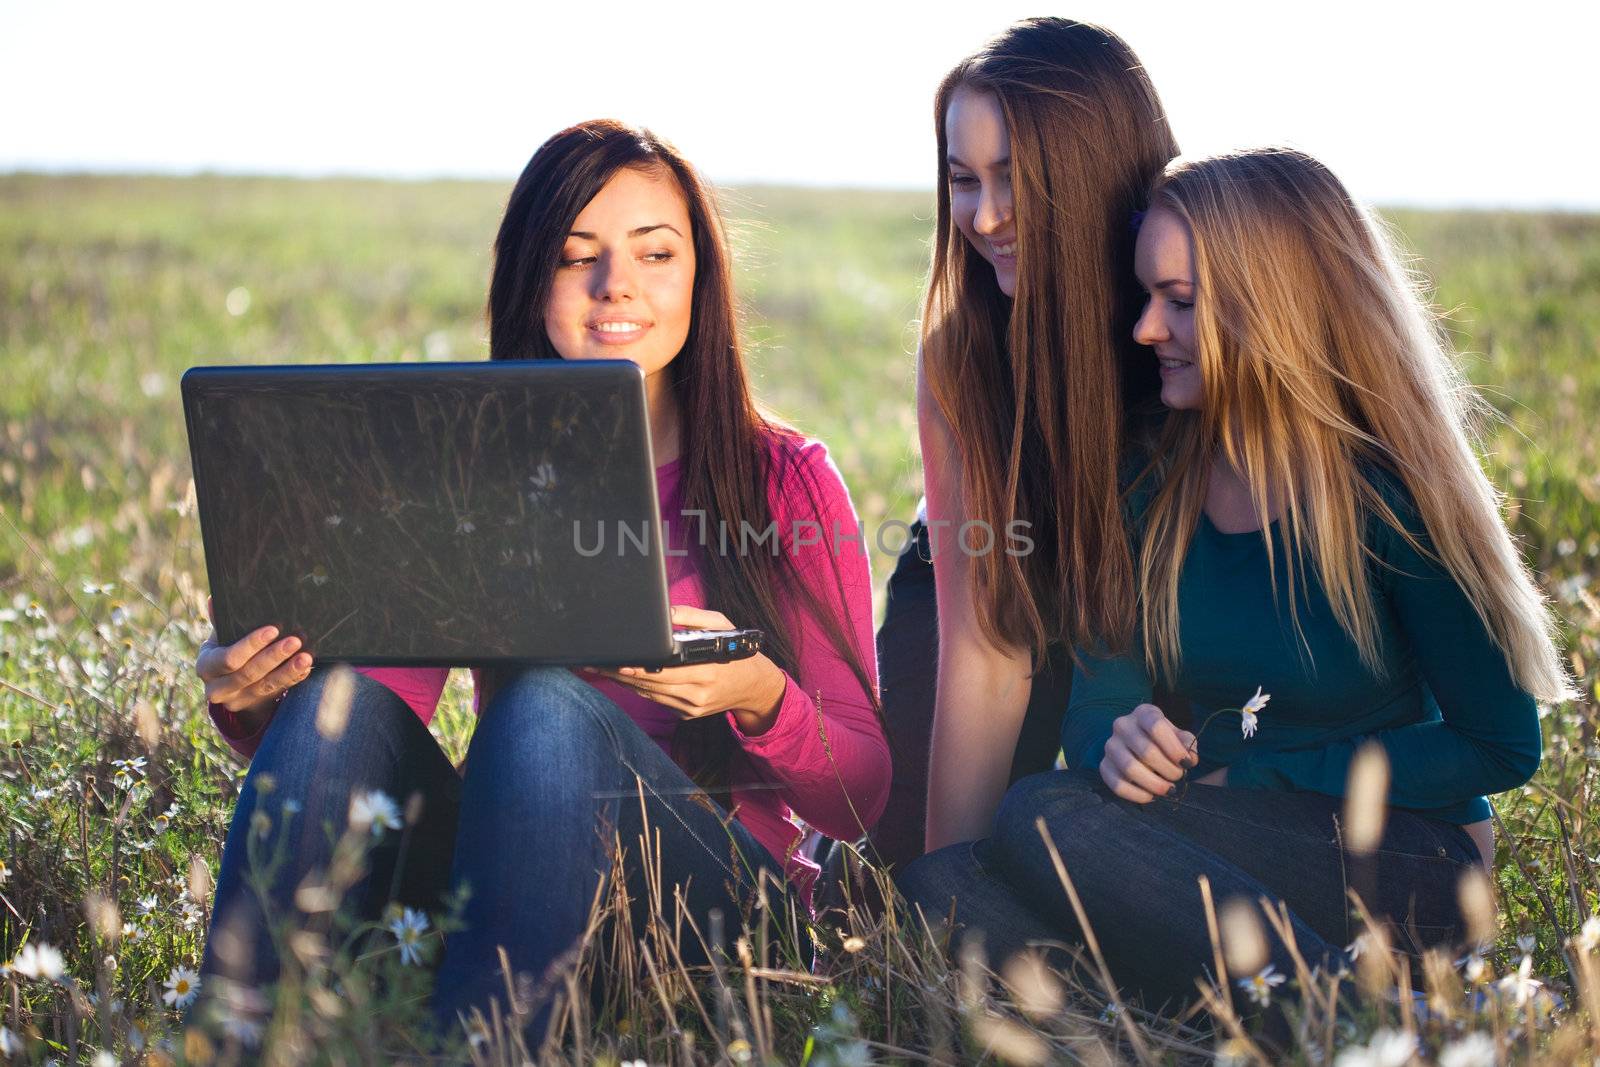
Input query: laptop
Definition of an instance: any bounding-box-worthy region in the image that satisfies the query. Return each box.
[182,360,760,667]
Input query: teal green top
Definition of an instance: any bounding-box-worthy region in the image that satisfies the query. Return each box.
[1061,471,1542,824]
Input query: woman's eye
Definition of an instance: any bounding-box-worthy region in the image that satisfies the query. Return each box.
[643,250,674,263]
[1170,299,1194,311]
[559,255,595,269]
[949,173,977,188]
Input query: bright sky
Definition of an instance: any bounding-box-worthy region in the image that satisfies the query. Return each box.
[3,0,1593,209]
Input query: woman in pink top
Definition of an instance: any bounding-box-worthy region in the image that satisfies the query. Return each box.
[194,120,889,1039]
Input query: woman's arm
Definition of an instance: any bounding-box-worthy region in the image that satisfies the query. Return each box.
[1226,497,1543,808]
[919,350,1035,851]
[726,440,891,841]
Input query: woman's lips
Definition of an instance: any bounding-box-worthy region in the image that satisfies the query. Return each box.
[1157,355,1194,375]
[587,320,651,345]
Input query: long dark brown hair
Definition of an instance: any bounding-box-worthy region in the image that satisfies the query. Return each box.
[922,18,1178,662]
[489,119,879,794]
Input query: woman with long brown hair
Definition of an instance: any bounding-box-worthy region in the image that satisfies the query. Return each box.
[903,146,1565,1007]
[865,18,1177,864]
[194,120,888,1036]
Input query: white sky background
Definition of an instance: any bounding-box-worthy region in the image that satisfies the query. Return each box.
[3,0,1594,209]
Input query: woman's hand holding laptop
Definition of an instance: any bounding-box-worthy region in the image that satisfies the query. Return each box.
[590,605,787,738]
[196,597,314,725]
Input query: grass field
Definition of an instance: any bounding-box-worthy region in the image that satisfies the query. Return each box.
[1,173,1598,1064]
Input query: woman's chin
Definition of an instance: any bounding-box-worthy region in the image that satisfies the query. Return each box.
[993,263,1017,297]
[1159,380,1203,411]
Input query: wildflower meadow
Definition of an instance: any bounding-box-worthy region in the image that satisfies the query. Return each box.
[2,173,1598,1064]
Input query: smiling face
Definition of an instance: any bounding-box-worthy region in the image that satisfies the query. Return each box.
[543,166,696,378]
[945,86,1017,297]
[1133,206,1201,410]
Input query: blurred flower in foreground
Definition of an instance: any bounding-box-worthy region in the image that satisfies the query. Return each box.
[1497,954,1542,1008]
[1238,964,1285,1006]
[349,789,402,836]
[1438,1033,1496,1067]
[12,942,66,982]
[388,908,429,966]
[1576,914,1600,954]
[1333,1029,1415,1067]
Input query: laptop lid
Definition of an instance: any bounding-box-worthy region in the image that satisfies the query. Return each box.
[182,360,676,667]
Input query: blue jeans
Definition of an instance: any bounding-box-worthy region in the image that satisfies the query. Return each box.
[898,769,1479,1009]
[201,667,785,1034]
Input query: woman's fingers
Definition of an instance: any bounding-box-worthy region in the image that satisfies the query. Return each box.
[244,652,314,704]
[207,649,313,711]
[1106,739,1176,798]
[196,624,278,682]
[669,605,734,631]
[1099,750,1156,803]
[589,668,720,718]
[203,635,303,706]
[1128,704,1197,778]
[1113,710,1190,783]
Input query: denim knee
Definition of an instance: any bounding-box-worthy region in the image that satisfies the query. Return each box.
[247,668,420,799]
[991,768,1105,860]
[470,667,628,775]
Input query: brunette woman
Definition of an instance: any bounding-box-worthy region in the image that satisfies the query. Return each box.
[195,120,889,1034]
[864,18,1179,871]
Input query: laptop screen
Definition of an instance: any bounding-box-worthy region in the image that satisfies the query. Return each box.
[183,361,675,666]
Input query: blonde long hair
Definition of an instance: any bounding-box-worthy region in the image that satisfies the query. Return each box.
[922,18,1178,661]
[1136,147,1569,702]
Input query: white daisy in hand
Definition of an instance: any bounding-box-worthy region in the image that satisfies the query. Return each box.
[1237,963,1285,1006]
[1240,686,1270,739]
[162,965,201,1008]
[348,789,402,837]
[388,907,430,966]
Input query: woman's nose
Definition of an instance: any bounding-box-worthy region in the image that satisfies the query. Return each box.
[1133,300,1167,346]
[592,253,638,302]
[973,185,1012,236]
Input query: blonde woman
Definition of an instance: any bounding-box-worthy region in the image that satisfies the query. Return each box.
[901,146,1567,1007]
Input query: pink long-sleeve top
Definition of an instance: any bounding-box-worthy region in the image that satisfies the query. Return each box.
[209,433,890,906]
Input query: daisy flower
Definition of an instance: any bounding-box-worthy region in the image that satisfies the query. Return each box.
[1237,964,1285,1007]
[349,789,402,836]
[137,894,158,914]
[1333,1029,1415,1067]
[1576,914,1600,954]
[1240,686,1270,739]
[12,942,66,982]
[163,965,201,1008]
[0,858,10,885]
[1438,1033,1496,1067]
[1497,954,1542,1008]
[388,908,429,966]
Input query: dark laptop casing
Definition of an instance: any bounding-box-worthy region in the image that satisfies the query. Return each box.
[181,360,676,666]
